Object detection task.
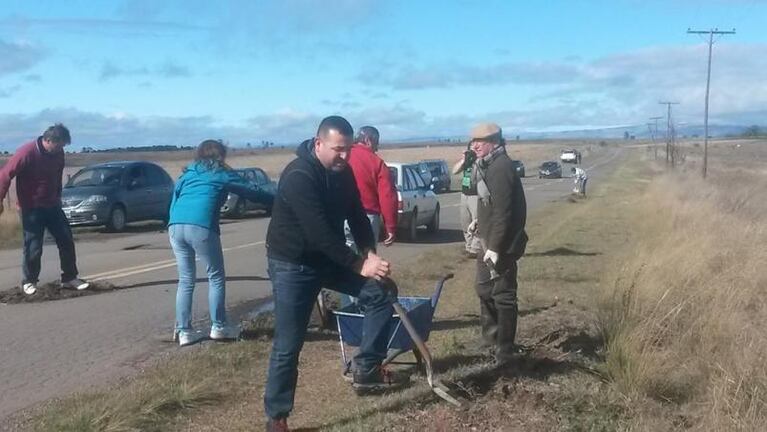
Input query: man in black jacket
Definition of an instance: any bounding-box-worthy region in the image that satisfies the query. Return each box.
[264,116,399,431]
[470,123,527,365]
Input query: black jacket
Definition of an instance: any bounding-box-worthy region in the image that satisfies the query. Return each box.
[266,139,374,268]
[476,150,527,260]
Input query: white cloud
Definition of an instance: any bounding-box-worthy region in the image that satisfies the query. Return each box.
[0,39,45,75]
[99,60,191,81]
[360,43,767,127]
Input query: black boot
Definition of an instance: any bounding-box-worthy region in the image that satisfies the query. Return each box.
[479,298,498,348]
[495,305,519,364]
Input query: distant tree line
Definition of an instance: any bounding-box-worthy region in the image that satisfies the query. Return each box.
[80,145,194,153]
[741,125,766,138]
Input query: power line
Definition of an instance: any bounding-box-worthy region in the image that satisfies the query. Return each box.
[687,28,736,179]
[659,102,679,167]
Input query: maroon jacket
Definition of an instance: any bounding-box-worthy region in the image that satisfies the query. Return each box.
[0,138,65,210]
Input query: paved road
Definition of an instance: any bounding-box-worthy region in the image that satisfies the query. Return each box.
[0,146,625,420]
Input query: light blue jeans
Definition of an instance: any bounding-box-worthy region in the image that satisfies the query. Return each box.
[169,224,226,331]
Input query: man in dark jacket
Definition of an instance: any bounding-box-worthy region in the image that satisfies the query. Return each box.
[470,122,527,365]
[264,116,401,431]
[0,124,89,295]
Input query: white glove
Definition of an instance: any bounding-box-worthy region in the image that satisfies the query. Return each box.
[483,249,499,266]
[467,219,478,234]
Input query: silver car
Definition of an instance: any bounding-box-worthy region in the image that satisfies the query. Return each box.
[387,162,440,241]
[62,161,173,232]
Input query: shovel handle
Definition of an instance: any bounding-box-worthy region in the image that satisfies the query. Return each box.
[391,301,434,386]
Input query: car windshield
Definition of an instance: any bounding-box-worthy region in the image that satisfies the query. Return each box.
[542,162,558,168]
[66,167,123,187]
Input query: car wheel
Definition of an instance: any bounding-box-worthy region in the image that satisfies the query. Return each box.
[106,205,127,232]
[407,209,418,241]
[234,199,246,218]
[427,205,440,233]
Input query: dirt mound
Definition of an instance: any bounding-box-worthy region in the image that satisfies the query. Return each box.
[0,281,119,304]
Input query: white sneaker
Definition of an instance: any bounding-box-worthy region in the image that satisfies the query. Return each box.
[62,278,90,290]
[178,330,205,347]
[22,283,37,295]
[210,325,241,341]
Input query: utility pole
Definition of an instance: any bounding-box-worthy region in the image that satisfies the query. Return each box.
[687,28,735,179]
[659,102,679,167]
[649,116,663,160]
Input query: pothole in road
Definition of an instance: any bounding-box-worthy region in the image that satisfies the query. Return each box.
[0,281,122,304]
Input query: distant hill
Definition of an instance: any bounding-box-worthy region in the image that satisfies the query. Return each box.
[516,124,755,140]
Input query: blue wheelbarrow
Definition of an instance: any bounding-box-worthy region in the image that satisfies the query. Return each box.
[332,274,462,406]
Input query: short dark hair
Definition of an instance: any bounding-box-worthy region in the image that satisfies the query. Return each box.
[195,139,228,168]
[356,126,379,145]
[42,123,71,144]
[317,115,353,138]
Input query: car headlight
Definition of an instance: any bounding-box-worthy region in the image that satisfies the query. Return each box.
[83,195,108,204]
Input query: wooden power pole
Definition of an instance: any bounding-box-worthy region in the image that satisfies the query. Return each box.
[687,28,736,179]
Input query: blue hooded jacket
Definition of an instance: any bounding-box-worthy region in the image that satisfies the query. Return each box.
[168,161,271,233]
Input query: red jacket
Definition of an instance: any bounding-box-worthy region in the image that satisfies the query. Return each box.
[347,144,398,234]
[0,138,65,210]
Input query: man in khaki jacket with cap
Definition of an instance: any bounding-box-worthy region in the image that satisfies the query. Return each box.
[468,122,527,364]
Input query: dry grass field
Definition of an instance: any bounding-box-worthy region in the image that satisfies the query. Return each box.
[599,139,767,431]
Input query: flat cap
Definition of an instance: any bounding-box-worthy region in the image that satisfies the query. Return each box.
[470,123,502,141]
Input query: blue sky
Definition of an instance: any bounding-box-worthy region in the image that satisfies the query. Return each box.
[1,0,766,150]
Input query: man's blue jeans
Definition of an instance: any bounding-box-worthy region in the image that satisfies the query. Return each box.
[264,257,393,419]
[21,207,79,285]
[168,224,227,330]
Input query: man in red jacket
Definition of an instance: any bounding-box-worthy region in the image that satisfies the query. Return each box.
[0,124,89,295]
[345,126,398,248]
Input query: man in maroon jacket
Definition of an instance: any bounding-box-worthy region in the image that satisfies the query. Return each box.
[0,124,89,295]
[346,126,398,248]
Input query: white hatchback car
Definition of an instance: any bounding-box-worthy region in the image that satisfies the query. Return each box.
[387,162,440,241]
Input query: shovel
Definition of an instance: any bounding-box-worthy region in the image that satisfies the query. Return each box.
[383,278,463,407]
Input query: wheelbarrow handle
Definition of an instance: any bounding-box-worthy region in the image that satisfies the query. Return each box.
[430,273,454,309]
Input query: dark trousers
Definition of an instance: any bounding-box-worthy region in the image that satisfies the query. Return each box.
[21,207,79,284]
[264,257,393,419]
[475,256,518,362]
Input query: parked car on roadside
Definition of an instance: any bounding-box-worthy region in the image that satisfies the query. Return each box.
[511,159,526,178]
[538,161,563,178]
[62,161,173,232]
[417,159,451,193]
[560,149,582,164]
[387,162,440,241]
[220,167,276,217]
